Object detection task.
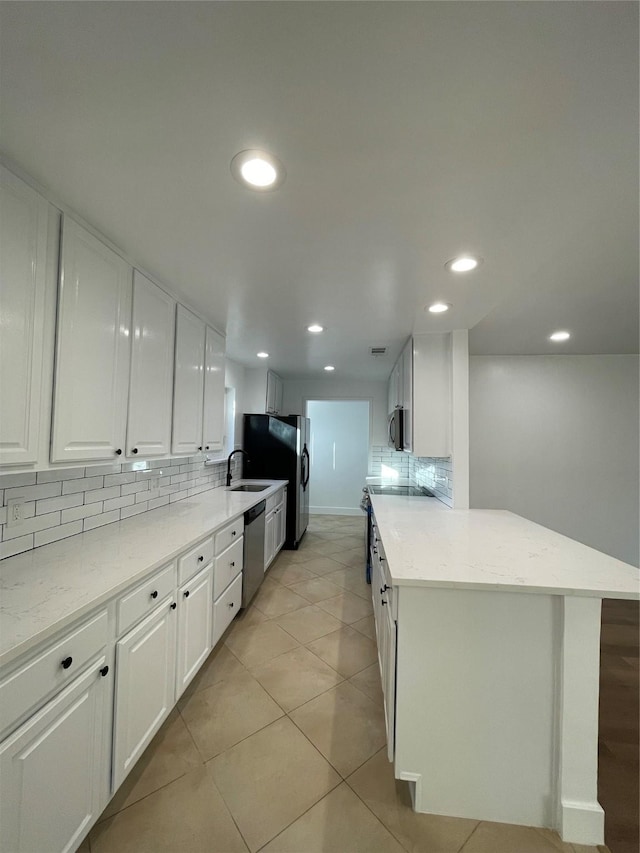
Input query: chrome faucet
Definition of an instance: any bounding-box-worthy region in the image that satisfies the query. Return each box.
[226,449,249,487]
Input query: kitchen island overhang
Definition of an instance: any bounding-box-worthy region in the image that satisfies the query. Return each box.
[369,495,639,846]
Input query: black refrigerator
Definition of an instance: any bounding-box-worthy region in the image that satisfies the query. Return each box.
[242,415,310,549]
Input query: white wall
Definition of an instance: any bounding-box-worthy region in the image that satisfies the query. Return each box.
[470,355,639,567]
[282,378,388,450]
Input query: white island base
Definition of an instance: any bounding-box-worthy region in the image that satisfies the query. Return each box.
[394,586,603,844]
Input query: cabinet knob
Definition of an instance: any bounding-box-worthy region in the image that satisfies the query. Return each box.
[232,530,236,536]
[230,561,235,567]
[99,665,109,677]
[183,590,190,598]
[115,448,122,456]
[198,446,203,451]
[381,599,387,606]
[132,448,138,454]
[198,555,204,562]
[228,602,234,608]
[170,602,177,610]
[61,656,73,669]
[380,584,390,593]
[150,590,158,599]
[205,445,210,451]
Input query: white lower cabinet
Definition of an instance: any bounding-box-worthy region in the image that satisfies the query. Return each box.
[0,508,255,851]
[175,564,213,699]
[212,572,243,647]
[264,487,286,571]
[0,655,112,853]
[112,596,177,791]
[371,534,396,761]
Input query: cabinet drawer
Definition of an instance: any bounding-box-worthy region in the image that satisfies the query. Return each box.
[265,488,283,513]
[215,518,244,555]
[213,537,243,599]
[0,609,109,735]
[117,562,176,636]
[212,573,242,647]
[177,536,214,586]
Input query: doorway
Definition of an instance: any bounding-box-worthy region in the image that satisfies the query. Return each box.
[306,399,370,515]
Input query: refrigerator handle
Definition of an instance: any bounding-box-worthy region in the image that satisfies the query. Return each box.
[302,444,310,490]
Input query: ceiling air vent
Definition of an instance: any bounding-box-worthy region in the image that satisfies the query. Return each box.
[370,347,387,356]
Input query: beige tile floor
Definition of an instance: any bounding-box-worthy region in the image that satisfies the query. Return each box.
[87,514,611,853]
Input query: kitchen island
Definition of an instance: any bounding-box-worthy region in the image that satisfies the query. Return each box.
[369,494,639,846]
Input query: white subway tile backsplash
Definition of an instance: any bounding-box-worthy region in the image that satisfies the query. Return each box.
[121,481,150,496]
[2,511,61,540]
[84,485,121,505]
[0,533,34,559]
[103,494,135,513]
[83,510,120,531]
[62,476,103,495]
[61,503,104,524]
[36,467,86,483]
[120,502,148,519]
[0,472,37,489]
[36,494,83,515]
[85,462,124,476]
[4,482,62,503]
[34,521,83,547]
[104,472,136,487]
[0,456,236,560]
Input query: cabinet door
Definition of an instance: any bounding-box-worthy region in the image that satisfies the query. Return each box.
[0,169,50,467]
[382,599,396,762]
[202,326,225,453]
[265,371,277,414]
[176,565,213,699]
[387,364,398,416]
[51,217,132,462]
[172,305,205,454]
[277,492,287,552]
[274,374,284,415]
[0,656,112,853]
[112,598,176,791]
[126,272,175,458]
[264,510,276,570]
[401,340,413,452]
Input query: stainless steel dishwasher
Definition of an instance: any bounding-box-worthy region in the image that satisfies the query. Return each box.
[242,500,266,607]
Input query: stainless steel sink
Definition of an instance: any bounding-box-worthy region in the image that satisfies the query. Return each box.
[229,484,269,492]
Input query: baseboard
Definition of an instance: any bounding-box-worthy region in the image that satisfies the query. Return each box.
[309,506,363,516]
[558,799,604,845]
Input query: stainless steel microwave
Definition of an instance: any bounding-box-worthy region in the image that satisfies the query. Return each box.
[388,407,404,451]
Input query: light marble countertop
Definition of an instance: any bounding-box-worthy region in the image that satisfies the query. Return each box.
[0,480,287,668]
[371,495,639,599]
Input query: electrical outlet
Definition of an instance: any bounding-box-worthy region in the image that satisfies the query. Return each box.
[6,498,25,529]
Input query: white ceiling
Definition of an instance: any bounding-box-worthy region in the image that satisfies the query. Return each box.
[1,1,637,379]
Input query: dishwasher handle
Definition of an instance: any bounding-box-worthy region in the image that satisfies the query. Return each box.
[244,500,266,524]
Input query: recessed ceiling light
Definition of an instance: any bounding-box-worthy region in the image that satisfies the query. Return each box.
[324,365,335,372]
[549,331,571,342]
[427,302,451,314]
[257,351,269,358]
[446,255,482,273]
[230,149,285,191]
[307,324,324,333]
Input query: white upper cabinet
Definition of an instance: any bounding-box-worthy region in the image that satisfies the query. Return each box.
[401,339,413,452]
[51,218,132,463]
[202,326,225,453]
[245,368,283,415]
[126,272,175,458]
[172,305,205,454]
[0,168,50,467]
[413,333,452,458]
